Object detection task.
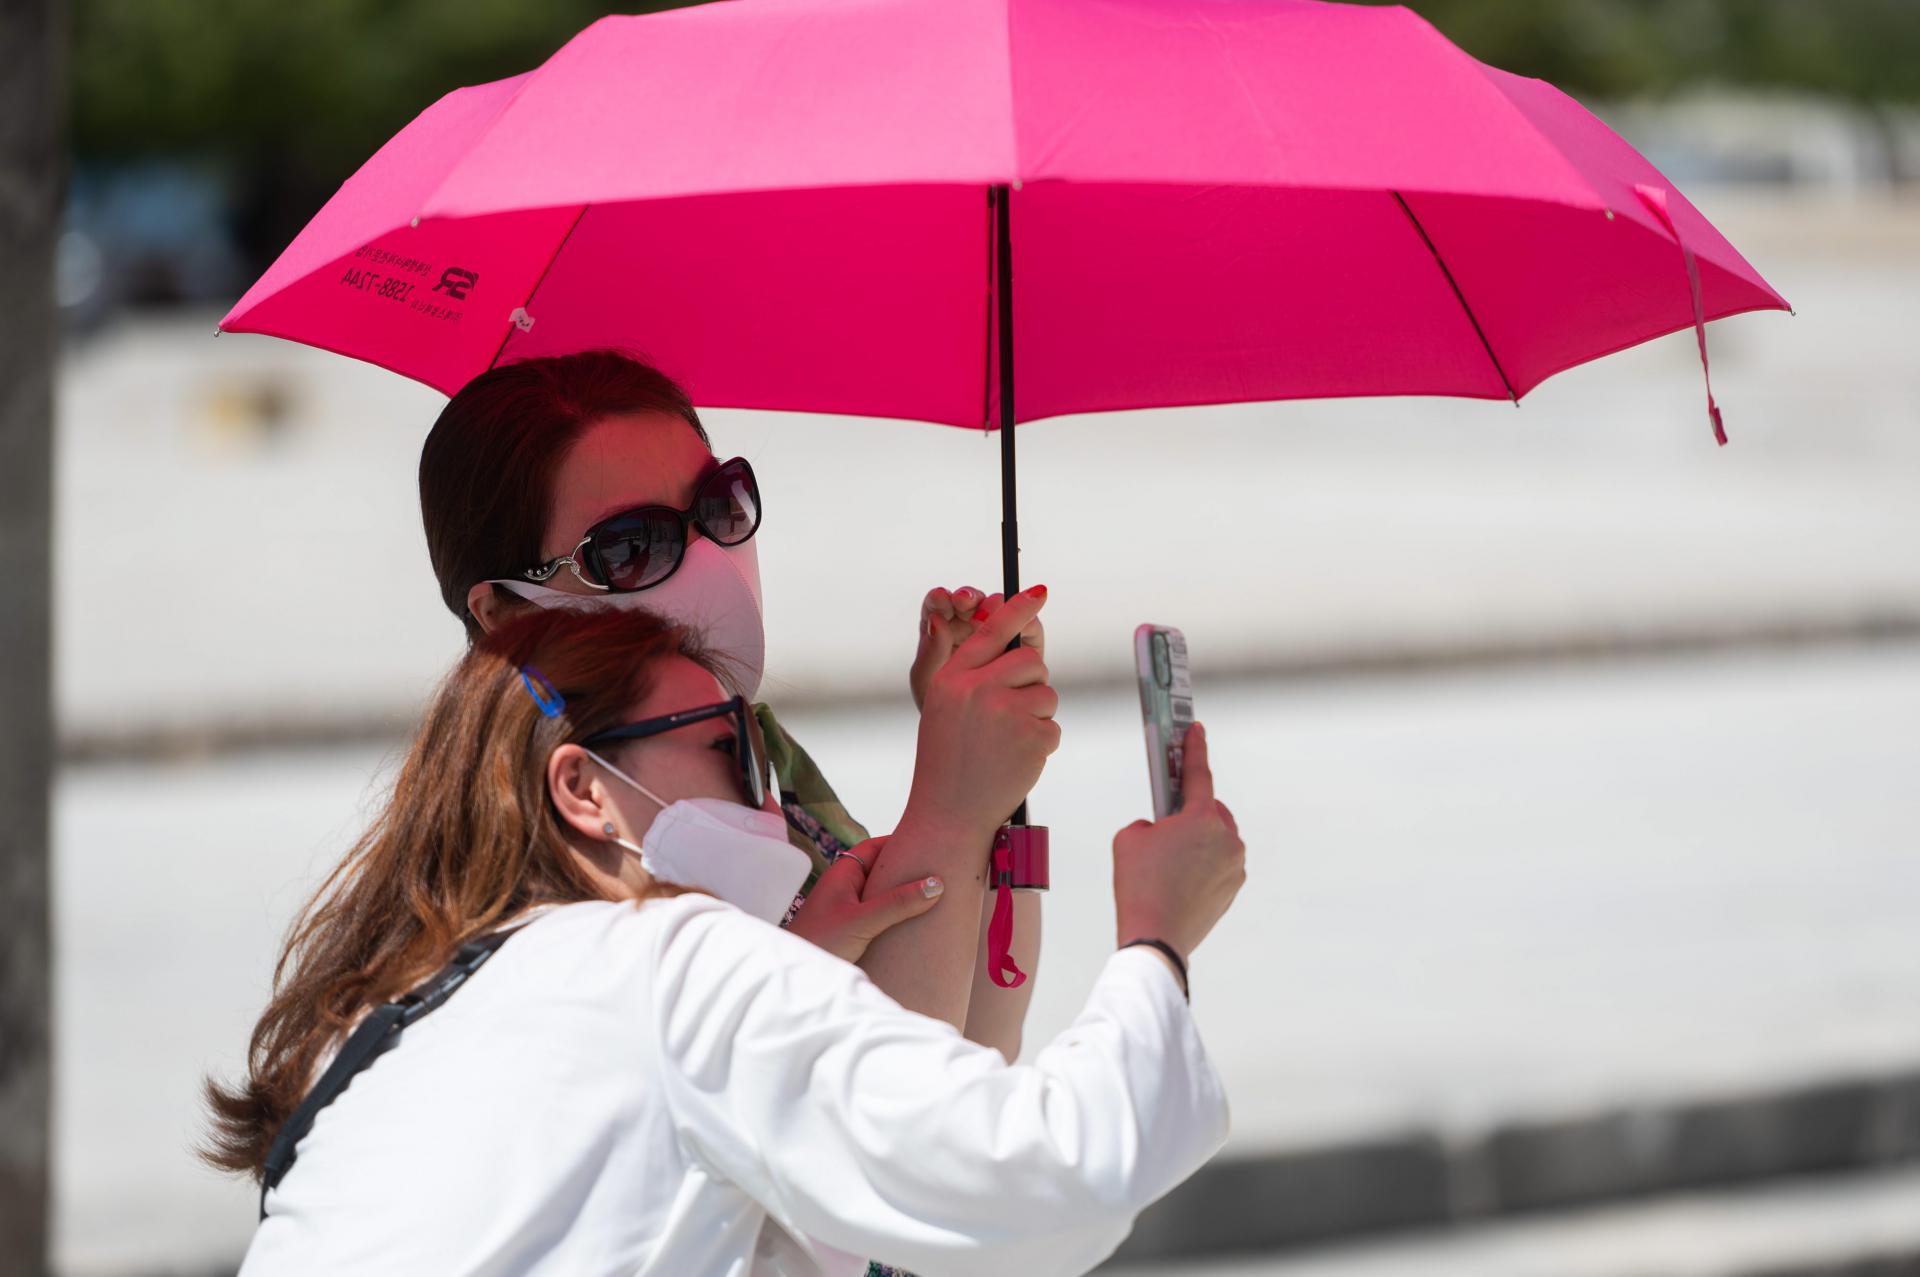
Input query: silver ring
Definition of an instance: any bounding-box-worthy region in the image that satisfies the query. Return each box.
[836,850,871,872]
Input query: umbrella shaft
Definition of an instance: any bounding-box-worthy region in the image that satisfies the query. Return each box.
[994,184,1019,602]
[993,185,1028,830]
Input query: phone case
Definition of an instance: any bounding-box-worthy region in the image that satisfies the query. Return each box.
[1134,624,1193,820]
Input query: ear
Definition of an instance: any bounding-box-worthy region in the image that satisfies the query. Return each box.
[467,581,522,634]
[548,743,622,844]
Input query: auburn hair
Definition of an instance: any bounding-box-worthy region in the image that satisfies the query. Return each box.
[202,605,712,1178]
[418,348,711,643]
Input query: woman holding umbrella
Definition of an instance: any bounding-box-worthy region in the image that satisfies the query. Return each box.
[211,604,1243,1275]
[417,347,1052,1053]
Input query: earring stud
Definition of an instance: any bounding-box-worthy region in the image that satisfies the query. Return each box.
[602,821,617,837]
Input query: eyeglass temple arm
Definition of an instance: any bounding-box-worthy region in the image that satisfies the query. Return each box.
[584,699,741,747]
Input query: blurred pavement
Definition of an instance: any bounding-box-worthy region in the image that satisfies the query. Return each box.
[1109,1165,1920,1277]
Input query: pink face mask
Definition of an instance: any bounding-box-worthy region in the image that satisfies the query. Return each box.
[489,536,766,698]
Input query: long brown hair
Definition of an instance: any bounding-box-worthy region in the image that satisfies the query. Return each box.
[203,606,712,1178]
[419,348,711,643]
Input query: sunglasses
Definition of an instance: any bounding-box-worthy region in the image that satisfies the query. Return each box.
[582,694,770,811]
[524,456,761,594]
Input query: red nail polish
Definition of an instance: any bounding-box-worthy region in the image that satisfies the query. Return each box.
[1028,584,1048,600]
[973,607,990,622]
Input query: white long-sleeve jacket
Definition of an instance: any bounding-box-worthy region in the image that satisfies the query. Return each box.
[240,895,1230,1276]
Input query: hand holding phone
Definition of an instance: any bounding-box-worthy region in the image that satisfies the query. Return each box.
[1134,624,1193,819]
[1112,722,1246,963]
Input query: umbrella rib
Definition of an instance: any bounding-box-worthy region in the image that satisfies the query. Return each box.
[1391,191,1517,404]
[487,203,591,371]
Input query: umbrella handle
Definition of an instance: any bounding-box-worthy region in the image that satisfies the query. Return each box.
[987,825,1049,989]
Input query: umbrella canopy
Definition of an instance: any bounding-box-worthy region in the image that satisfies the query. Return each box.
[221,0,1786,437]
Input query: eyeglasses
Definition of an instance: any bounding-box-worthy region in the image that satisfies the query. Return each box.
[524,456,761,593]
[582,694,770,810]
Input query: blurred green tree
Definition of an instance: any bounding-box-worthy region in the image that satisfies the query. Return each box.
[73,0,1920,162]
[1375,0,1919,180]
[70,0,699,261]
[1370,0,1919,103]
[70,0,1920,263]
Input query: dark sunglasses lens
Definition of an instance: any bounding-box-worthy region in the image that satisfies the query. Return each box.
[593,510,684,591]
[694,460,760,546]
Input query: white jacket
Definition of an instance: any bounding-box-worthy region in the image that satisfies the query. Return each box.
[240,895,1229,1276]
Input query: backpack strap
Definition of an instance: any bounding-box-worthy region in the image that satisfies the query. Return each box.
[258,927,520,1219]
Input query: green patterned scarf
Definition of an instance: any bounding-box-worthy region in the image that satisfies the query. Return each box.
[756,702,871,886]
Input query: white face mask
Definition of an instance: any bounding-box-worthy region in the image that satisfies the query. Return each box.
[488,536,766,698]
[586,749,808,926]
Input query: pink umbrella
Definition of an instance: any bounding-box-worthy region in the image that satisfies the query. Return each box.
[222,0,1788,980]
[223,0,1782,428]
[225,0,1785,588]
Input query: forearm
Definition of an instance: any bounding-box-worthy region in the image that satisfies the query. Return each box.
[962,885,1040,1059]
[856,808,998,1030]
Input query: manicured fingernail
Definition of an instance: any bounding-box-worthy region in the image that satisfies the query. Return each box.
[923,876,945,897]
[1026,584,1048,599]
[973,607,989,622]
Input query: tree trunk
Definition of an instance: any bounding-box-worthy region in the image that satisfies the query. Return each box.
[0,0,63,1272]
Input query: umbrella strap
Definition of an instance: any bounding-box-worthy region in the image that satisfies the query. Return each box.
[986,837,1027,989]
[1636,184,1726,447]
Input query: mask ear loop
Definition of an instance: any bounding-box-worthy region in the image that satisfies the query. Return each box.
[583,748,672,859]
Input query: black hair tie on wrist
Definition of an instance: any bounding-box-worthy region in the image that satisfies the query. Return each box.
[1120,938,1189,1001]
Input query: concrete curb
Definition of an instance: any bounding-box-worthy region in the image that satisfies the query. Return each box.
[55,621,1920,766]
[1754,1254,1920,1277]
[1114,1069,1920,1262]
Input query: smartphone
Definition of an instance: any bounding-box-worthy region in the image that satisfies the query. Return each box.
[1134,624,1194,820]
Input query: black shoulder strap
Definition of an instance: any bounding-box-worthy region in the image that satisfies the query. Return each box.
[258,927,520,1219]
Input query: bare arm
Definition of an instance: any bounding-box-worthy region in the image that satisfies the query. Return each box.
[961,886,1040,1058]
[859,586,1056,1030]
[855,810,999,1029]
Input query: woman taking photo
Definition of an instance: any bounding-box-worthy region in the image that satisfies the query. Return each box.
[211,606,1246,1275]
[417,348,1053,1054]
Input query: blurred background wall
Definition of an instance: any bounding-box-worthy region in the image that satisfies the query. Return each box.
[35,2,1920,1275]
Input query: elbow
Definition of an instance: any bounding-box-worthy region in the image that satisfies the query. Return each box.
[1026,1081,1156,1222]
[1026,1070,1223,1225]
